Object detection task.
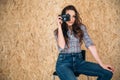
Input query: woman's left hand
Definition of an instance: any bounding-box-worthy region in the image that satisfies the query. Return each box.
[101,64,114,73]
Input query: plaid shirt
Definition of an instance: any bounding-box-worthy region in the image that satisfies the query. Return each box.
[54,25,94,53]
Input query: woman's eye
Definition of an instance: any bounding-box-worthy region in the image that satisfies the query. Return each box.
[73,15,76,18]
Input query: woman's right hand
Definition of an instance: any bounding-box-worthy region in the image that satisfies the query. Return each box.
[57,15,63,27]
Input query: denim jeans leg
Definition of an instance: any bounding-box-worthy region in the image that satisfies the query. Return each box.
[56,54,77,80]
[76,61,113,80]
[56,64,77,80]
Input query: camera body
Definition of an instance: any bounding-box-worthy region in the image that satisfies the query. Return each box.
[61,14,70,22]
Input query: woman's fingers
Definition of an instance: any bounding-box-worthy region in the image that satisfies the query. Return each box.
[106,65,114,72]
[57,16,63,25]
[107,66,114,72]
[101,64,114,73]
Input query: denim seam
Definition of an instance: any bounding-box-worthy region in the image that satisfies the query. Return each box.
[56,68,71,80]
[79,70,104,80]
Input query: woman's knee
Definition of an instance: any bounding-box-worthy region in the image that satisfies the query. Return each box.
[103,70,113,79]
[97,70,113,80]
[106,70,113,78]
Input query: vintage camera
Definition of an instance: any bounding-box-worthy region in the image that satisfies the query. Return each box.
[61,14,70,22]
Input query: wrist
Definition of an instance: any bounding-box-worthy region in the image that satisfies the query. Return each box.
[58,26,62,31]
[98,62,104,67]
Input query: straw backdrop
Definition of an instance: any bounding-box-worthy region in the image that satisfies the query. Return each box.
[0,0,120,80]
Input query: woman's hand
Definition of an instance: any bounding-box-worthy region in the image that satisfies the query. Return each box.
[57,15,63,27]
[100,64,114,73]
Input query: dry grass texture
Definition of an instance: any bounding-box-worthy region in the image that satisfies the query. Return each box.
[0,0,120,80]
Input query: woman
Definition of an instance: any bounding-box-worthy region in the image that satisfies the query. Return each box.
[54,5,114,80]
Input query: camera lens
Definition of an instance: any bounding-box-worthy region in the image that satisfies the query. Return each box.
[61,14,70,22]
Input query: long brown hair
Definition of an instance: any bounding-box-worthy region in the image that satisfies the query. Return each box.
[54,5,84,48]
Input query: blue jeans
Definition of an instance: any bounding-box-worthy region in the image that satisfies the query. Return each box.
[56,52,113,80]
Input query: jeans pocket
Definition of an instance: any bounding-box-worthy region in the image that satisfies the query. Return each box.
[57,54,65,61]
[78,53,83,60]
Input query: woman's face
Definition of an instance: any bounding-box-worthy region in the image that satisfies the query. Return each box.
[65,10,76,27]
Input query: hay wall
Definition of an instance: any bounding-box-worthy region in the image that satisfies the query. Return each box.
[0,0,120,80]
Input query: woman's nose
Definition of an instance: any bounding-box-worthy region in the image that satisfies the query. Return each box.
[70,17,73,21]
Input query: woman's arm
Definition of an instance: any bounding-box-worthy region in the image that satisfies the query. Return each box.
[81,25,114,72]
[56,16,65,49]
[88,45,114,72]
[88,45,103,66]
